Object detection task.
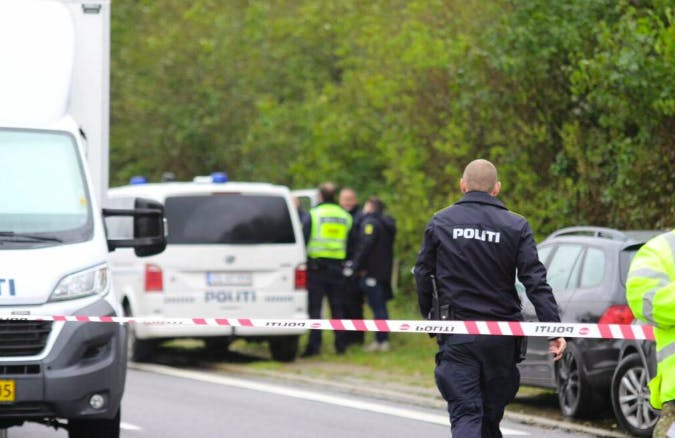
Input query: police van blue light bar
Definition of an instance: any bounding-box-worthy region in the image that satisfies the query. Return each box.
[193,172,229,183]
[211,172,228,183]
[129,176,148,185]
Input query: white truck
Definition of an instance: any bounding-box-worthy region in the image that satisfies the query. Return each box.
[0,1,166,437]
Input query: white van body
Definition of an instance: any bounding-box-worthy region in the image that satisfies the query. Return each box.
[292,188,319,211]
[108,179,308,361]
[0,2,165,436]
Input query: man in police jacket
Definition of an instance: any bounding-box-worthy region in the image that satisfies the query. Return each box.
[414,159,567,438]
[348,196,396,352]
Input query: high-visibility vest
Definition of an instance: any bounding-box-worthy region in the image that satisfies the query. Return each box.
[626,229,675,408]
[306,203,352,260]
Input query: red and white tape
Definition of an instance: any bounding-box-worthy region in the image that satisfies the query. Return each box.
[0,314,655,340]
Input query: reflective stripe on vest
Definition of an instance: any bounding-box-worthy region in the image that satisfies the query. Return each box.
[307,204,352,260]
[632,268,672,326]
[657,341,675,364]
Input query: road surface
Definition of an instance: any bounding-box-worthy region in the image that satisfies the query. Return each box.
[8,364,605,437]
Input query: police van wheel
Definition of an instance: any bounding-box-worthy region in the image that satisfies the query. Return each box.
[69,408,120,438]
[269,336,299,362]
[610,353,658,437]
[555,341,596,418]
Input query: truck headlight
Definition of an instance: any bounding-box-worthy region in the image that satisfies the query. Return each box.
[50,265,109,302]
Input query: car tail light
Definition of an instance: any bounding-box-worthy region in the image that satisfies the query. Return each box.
[599,305,634,324]
[295,264,307,290]
[144,264,163,292]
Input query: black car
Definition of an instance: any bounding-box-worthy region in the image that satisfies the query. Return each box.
[516,226,660,437]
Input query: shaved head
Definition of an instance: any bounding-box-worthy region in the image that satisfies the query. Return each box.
[461,159,500,195]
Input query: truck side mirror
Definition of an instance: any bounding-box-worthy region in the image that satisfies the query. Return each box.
[102,197,167,257]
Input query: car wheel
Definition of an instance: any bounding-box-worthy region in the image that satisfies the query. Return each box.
[555,341,597,418]
[69,408,120,438]
[611,353,658,437]
[269,335,299,362]
[123,303,157,363]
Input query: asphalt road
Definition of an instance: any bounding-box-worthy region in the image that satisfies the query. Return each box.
[9,365,600,438]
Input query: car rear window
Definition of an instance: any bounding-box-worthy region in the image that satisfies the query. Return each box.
[165,194,295,244]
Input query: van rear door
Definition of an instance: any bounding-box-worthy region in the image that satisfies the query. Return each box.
[158,193,304,318]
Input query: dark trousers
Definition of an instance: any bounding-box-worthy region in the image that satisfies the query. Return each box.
[358,278,389,343]
[305,265,347,353]
[434,335,520,438]
[343,277,364,345]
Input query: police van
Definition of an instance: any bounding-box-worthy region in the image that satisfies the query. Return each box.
[107,173,308,362]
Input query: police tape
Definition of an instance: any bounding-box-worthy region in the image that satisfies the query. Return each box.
[0,314,655,340]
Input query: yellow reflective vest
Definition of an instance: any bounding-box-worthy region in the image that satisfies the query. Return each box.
[306,203,352,260]
[626,229,675,409]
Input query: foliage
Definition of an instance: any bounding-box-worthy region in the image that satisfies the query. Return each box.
[111,0,674,294]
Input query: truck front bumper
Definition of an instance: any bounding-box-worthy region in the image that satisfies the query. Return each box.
[0,299,127,425]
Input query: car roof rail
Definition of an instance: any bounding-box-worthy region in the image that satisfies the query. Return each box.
[545,226,628,241]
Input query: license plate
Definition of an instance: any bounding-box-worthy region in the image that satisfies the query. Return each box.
[206,272,252,286]
[0,380,15,402]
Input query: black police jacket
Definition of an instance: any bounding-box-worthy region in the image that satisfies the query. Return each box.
[414,191,560,323]
[345,206,364,259]
[351,212,397,299]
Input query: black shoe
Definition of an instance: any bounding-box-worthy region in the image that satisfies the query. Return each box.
[301,349,319,358]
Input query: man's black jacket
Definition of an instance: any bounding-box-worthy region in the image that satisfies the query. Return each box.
[414,191,560,323]
[351,211,397,299]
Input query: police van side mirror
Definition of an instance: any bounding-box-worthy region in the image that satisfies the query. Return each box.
[102,197,167,257]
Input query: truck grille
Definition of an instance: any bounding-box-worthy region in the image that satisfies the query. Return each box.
[0,321,52,357]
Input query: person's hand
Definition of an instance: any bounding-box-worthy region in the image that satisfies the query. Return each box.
[342,261,355,278]
[549,337,567,361]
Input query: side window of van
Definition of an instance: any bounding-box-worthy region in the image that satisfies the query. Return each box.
[546,244,583,293]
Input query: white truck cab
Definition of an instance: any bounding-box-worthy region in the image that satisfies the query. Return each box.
[108,174,309,362]
[0,2,166,437]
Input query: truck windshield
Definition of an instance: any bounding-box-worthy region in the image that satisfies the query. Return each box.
[0,129,93,247]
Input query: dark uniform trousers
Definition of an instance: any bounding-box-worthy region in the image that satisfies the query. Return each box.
[343,277,365,345]
[306,260,347,353]
[434,334,520,438]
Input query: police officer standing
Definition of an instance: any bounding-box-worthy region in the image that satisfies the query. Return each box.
[348,196,396,352]
[414,159,567,438]
[626,229,675,438]
[301,182,353,357]
[340,187,366,347]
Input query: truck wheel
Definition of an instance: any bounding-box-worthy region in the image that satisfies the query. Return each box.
[69,408,120,438]
[555,341,598,418]
[123,303,157,362]
[269,336,299,362]
[611,353,658,437]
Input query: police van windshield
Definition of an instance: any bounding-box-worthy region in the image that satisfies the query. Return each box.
[165,194,296,244]
[0,129,93,247]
